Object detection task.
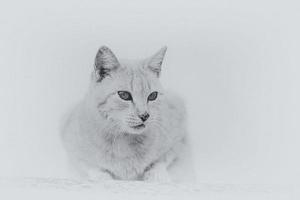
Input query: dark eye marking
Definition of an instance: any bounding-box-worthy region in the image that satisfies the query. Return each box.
[117,91,133,101]
[147,91,158,101]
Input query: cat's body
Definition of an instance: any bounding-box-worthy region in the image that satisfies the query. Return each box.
[61,46,194,182]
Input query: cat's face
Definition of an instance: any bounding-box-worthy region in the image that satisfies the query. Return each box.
[89,46,167,134]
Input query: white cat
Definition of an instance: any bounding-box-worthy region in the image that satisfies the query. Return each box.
[61,46,195,182]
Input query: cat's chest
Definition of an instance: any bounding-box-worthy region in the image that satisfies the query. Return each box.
[100,134,156,179]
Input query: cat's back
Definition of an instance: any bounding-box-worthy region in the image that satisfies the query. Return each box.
[158,91,188,146]
[60,101,87,149]
[163,91,187,126]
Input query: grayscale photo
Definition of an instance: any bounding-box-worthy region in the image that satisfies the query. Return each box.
[0,0,299,199]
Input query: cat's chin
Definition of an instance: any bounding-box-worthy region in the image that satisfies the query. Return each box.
[124,124,147,135]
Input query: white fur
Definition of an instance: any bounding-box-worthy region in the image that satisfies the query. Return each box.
[61,46,195,182]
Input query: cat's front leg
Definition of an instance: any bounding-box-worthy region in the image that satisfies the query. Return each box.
[143,162,171,183]
[85,168,114,182]
[70,159,114,182]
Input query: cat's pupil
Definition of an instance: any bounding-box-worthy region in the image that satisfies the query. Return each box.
[148,91,158,101]
[118,91,132,101]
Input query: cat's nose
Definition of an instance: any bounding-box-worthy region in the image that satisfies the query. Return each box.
[138,112,150,122]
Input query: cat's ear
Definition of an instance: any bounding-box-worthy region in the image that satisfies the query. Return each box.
[94,46,120,82]
[146,46,167,77]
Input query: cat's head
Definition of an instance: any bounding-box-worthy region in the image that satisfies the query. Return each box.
[88,46,167,135]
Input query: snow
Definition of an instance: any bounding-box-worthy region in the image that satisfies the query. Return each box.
[0,177,295,200]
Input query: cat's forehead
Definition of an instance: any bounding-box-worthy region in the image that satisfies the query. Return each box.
[120,67,152,93]
[117,59,159,93]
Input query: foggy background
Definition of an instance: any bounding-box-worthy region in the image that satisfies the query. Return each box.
[0,0,299,185]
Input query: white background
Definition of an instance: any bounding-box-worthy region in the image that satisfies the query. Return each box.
[0,0,299,185]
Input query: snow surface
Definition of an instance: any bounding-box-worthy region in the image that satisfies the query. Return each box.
[0,177,295,200]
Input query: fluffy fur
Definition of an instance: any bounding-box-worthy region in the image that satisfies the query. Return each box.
[61,46,194,182]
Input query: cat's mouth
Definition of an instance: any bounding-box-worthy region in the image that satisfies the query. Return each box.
[131,123,146,130]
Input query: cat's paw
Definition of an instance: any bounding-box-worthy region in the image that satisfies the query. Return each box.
[86,170,113,182]
[144,169,171,183]
[143,164,171,183]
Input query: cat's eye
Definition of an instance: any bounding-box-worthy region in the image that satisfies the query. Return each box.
[148,91,158,101]
[117,91,133,101]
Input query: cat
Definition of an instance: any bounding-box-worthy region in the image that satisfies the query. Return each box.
[61,46,195,182]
